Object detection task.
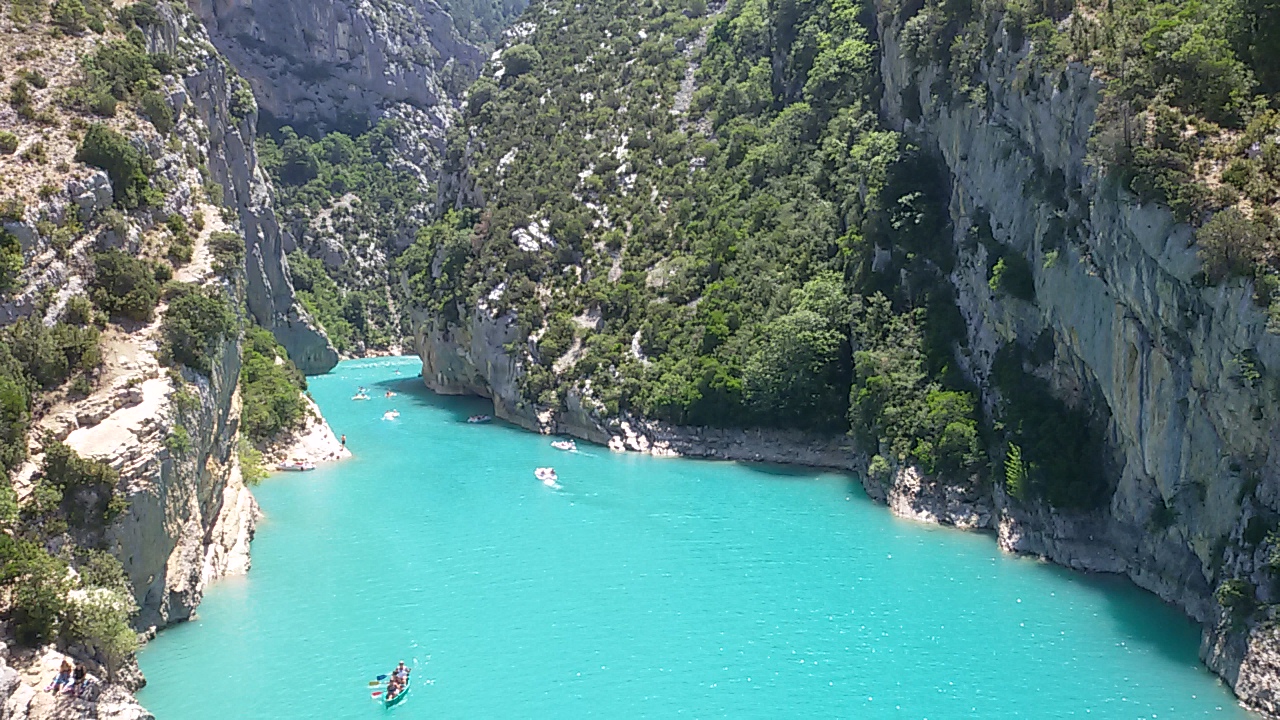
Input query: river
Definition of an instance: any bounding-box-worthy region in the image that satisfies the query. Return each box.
[137,356,1252,718]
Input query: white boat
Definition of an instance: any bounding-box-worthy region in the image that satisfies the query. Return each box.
[277,460,315,472]
[467,414,492,424]
[534,467,560,488]
[551,440,576,452]
[383,410,400,420]
[352,393,370,401]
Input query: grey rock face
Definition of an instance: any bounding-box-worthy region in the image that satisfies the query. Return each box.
[158,5,338,373]
[876,8,1280,712]
[67,171,114,223]
[188,0,482,131]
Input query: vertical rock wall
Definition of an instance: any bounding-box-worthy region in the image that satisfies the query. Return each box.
[188,0,483,131]
[155,5,338,374]
[875,9,1280,712]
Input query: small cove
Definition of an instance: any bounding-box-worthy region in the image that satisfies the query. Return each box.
[138,356,1254,718]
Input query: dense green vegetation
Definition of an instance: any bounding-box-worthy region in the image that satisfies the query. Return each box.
[161,283,237,374]
[0,230,22,293]
[393,0,1132,508]
[240,325,308,442]
[256,122,416,351]
[402,0,989,459]
[0,433,132,650]
[0,301,103,474]
[443,0,529,45]
[76,123,157,209]
[90,248,164,322]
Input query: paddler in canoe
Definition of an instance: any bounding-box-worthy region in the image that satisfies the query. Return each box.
[384,661,411,705]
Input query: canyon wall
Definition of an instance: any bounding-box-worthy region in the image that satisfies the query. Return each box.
[159,6,338,374]
[188,0,483,133]
[0,4,332,715]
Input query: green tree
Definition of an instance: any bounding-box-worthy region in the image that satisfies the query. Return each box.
[76,124,152,209]
[91,249,161,322]
[502,44,542,78]
[0,229,22,292]
[49,0,88,33]
[161,286,236,374]
[69,588,137,682]
[239,326,307,441]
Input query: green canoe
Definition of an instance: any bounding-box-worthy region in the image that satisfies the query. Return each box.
[384,677,410,707]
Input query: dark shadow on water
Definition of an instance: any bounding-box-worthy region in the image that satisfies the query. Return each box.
[736,460,852,481]
[1030,561,1208,669]
[360,375,498,425]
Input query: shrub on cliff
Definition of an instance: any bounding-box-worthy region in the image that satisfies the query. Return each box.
[240,325,307,442]
[140,89,173,135]
[4,316,101,390]
[161,284,236,374]
[40,441,125,530]
[502,44,542,79]
[91,248,161,322]
[0,375,29,472]
[1215,578,1257,627]
[209,231,245,277]
[76,124,153,209]
[0,131,17,155]
[0,537,71,644]
[69,586,137,682]
[1197,208,1269,284]
[50,0,89,33]
[0,228,22,292]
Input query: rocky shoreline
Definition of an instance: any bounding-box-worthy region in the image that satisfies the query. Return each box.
[260,394,353,467]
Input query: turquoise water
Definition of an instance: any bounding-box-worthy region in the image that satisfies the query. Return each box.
[138,357,1252,719]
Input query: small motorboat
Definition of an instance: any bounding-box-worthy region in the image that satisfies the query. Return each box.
[352,393,370,401]
[467,414,492,424]
[385,391,397,398]
[534,467,560,489]
[383,410,400,420]
[551,439,576,452]
[277,460,315,472]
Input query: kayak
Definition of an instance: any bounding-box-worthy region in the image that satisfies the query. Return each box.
[384,676,410,707]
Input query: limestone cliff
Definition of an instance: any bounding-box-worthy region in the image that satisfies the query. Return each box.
[189,0,483,132]
[0,1,337,714]
[874,11,1280,714]
[149,4,338,374]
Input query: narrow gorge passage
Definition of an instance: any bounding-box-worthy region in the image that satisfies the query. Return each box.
[139,358,1252,719]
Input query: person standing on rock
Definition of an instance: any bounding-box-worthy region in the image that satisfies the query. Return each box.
[340,434,346,447]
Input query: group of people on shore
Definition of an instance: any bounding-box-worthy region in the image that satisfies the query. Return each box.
[47,658,89,698]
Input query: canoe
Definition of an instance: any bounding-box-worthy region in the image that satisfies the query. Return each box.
[384,676,410,707]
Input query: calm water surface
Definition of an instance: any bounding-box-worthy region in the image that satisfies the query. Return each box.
[138,357,1253,718]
